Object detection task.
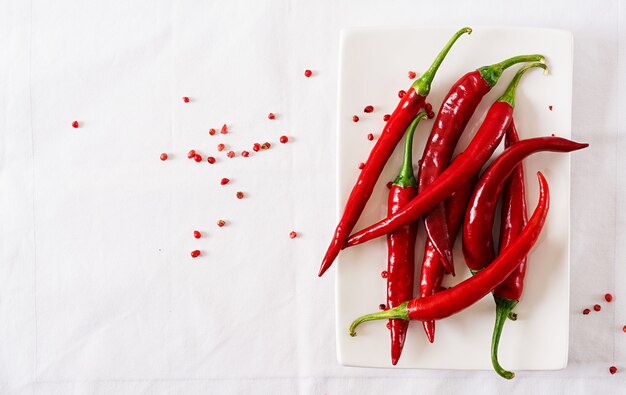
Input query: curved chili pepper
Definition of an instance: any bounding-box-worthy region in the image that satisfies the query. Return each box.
[317,27,472,277]
[345,62,547,248]
[348,172,550,335]
[387,113,426,365]
[419,173,477,343]
[462,136,588,272]
[418,54,545,276]
[491,122,528,380]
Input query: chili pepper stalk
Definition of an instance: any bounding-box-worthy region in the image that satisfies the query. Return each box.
[318,27,472,277]
[418,54,544,276]
[349,172,550,335]
[346,63,548,248]
[386,113,426,365]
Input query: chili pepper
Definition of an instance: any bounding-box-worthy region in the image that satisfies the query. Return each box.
[346,62,547,248]
[417,54,545,276]
[349,172,550,335]
[419,173,477,343]
[462,136,588,272]
[386,113,426,365]
[318,27,472,277]
[490,121,528,380]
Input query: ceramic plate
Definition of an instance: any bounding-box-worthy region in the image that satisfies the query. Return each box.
[336,27,572,369]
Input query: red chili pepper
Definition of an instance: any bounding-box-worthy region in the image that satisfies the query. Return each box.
[419,173,477,343]
[349,172,550,334]
[462,136,588,272]
[489,122,528,380]
[386,113,426,365]
[160,153,168,161]
[417,54,544,276]
[346,63,546,248]
[318,27,472,276]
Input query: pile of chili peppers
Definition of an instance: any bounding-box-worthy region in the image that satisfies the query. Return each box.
[319,27,589,378]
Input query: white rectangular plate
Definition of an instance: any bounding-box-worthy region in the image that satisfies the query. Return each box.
[336,27,572,370]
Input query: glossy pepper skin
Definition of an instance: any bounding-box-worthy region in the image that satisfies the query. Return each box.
[462,136,588,272]
[418,54,545,275]
[346,62,548,248]
[317,27,472,277]
[349,172,550,334]
[386,113,426,365]
[491,122,528,380]
[419,173,477,343]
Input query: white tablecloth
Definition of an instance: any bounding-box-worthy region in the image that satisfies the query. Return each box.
[1,0,624,393]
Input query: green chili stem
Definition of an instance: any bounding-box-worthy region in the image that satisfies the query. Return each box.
[491,296,519,380]
[393,112,427,188]
[478,54,545,87]
[412,27,472,96]
[498,63,548,108]
[349,302,409,337]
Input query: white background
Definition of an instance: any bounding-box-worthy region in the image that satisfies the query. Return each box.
[0,0,624,394]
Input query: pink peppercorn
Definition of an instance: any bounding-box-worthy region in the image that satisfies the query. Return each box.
[381,270,388,279]
[194,154,202,162]
[236,191,244,199]
[367,133,374,141]
[358,162,365,170]
[549,105,553,111]
[241,150,249,157]
[610,366,617,375]
[594,304,601,312]
[209,128,216,136]
[279,135,288,144]
[383,114,390,122]
[160,153,168,161]
[220,124,228,134]
[261,142,271,150]
[183,97,190,103]
[268,113,275,120]
[427,111,435,119]
[386,181,393,189]
[379,304,386,310]
[207,156,216,164]
[71,120,79,128]
[583,308,590,315]
[364,105,374,113]
[622,325,626,333]
[289,231,297,239]
[398,90,406,98]
[227,150,235,158]
[191,250,200,258]
[352,115,359,122]
[220,178,230,185]
[605,293,613,302]
[408,71,416,79]
[193,230,201,239]
[304,69,312,77]
[217,144,225,152]
[424,103,433,112]
[187,150,196,159]
[217,220,225,227]
[253,143,261,152]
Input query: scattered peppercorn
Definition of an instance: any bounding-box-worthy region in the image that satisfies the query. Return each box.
[193,230,201,239]
[268,113,275,120]
[378,304,386,310]
[289,231,297,239]
[367,133,374,141]
[220,178,230,185]
[381,270,388,279]
[398,90,406,98]
[383,114,390,122]
[183,97,190,103]
[207,156,216,164]
[364,105,374,113]
[352,115,359,122]
[427,110,435,119]
[187,150,196,159]
[217,144,225,152]
[279,135,288,144]
[605,293,613,302]
[609,366,617,375]
[194,154,202,162]
[227,150,235,158]
[253,143,261,152]
[241,150,250,157]
[261,142,271,150]
[71,120,79,128]
[236,191,244,199]
[209,128,216,136]
[622,325,626,333]
[549,105,553,111]
[424,103,433,112]
[358,162,365,170]
[220,124,228,134]
[191,250,200,258]
[594,304,601,312]
[386,181,393,189]
[217,220,225,227]
[408,71,416,79]
[583,308,590,315]
[160,153,168,161]
[304,69,312,77]
[386,322,391,330]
